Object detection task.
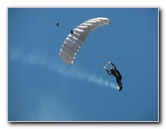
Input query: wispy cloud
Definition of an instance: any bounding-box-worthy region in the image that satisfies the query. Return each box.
[9,48,119,90]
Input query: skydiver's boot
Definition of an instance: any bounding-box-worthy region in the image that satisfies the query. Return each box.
[119,86,122,92]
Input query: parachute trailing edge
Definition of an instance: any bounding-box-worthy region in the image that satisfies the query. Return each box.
[59,17,110,65]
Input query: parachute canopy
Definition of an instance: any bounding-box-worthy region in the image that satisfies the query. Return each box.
[59,17,110,65]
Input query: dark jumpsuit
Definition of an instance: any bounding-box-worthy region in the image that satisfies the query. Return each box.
[105,63,122,90]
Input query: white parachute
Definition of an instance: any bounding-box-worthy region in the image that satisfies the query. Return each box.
[59,17,110,65]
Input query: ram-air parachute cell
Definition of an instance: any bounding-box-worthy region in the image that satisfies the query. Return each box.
[59,17,110,65]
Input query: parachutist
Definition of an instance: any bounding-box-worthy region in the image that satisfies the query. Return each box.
[104,61,123,91]
[70,30,73,34]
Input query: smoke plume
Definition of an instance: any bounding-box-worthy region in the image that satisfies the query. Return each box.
[9,48,119,90]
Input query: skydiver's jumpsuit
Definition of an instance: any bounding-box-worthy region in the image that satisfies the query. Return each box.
[105,63,122,90]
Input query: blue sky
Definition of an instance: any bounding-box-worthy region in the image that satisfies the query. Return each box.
[8,8,158,121]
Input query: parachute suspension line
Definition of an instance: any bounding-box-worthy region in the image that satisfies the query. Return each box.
[77,55,108,80]
[76,53,104,71]
[103,54,111,62]
[56,22,73,34]
[99,47,111,61]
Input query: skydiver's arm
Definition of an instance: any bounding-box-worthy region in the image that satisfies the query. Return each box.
[106,69,112,75]
[104,61,111,69]
[111,62,117,70]
[105,62,110,67]
[104,62,111,75]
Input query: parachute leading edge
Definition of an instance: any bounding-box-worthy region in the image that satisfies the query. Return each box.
[59,17,110,65]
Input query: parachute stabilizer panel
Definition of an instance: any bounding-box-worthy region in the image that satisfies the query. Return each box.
[59,17,110,65]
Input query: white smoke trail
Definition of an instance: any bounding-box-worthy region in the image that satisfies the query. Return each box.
[9,48,119,90]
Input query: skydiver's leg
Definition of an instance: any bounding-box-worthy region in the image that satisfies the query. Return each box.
[118,82,123,91]
[119,75,122,81]
[117,79,123,91]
